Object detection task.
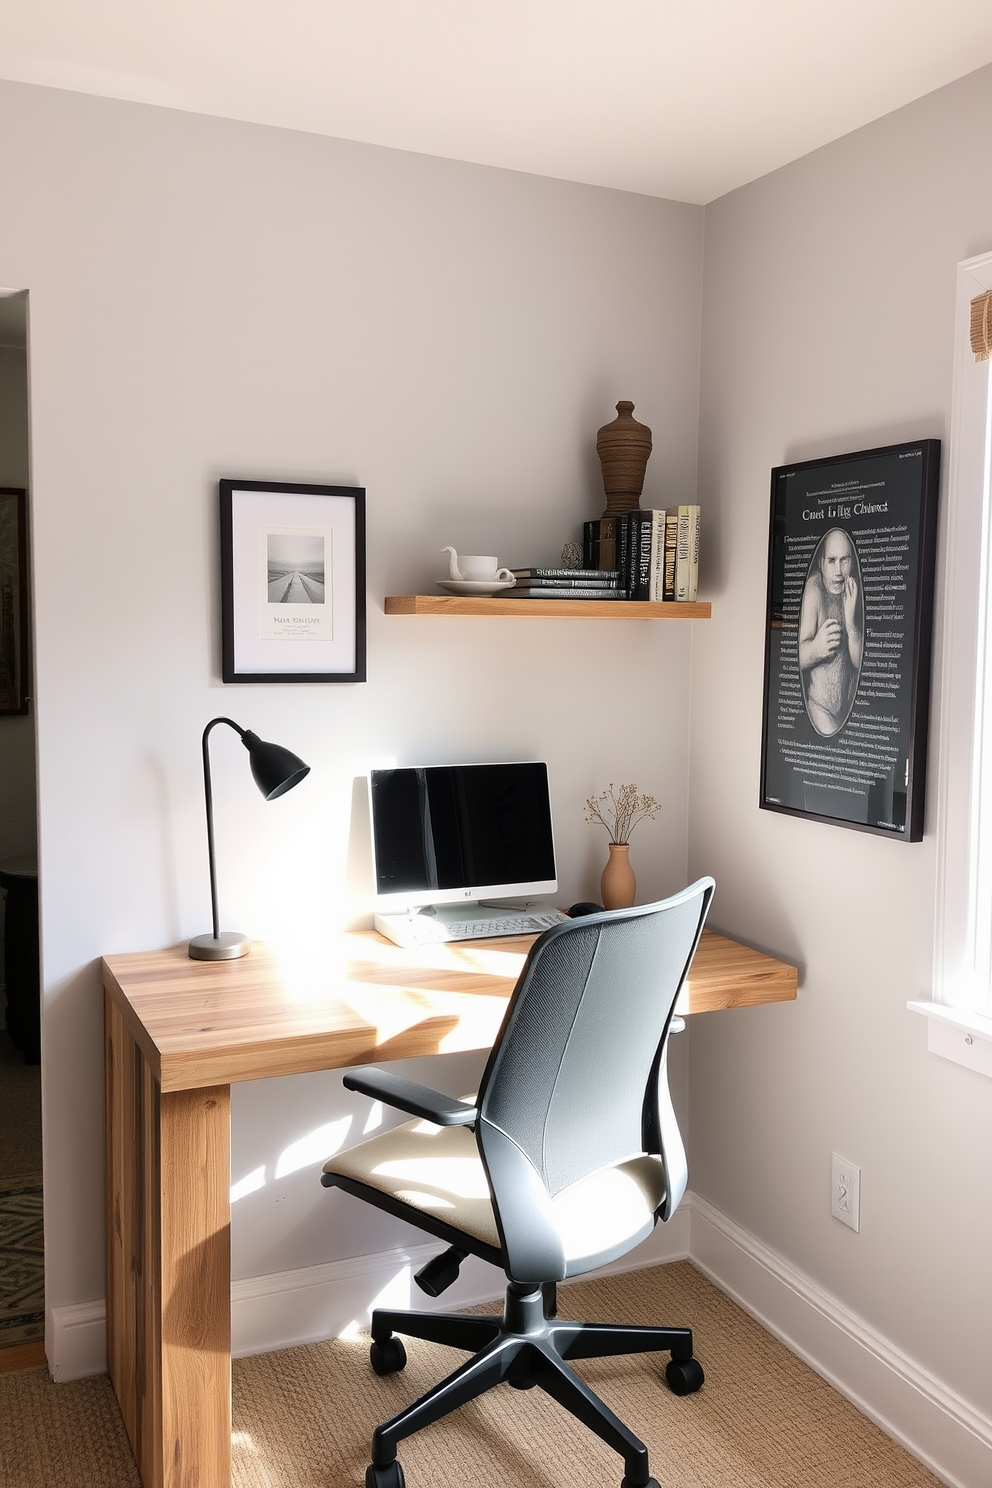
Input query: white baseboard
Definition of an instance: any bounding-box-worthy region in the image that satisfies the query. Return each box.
[689,1193,992,1488]
[47,1299,106,1382]
[230,1203,690,1359]
[45,1207,689,1380]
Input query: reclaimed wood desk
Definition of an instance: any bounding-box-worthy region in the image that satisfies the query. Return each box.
[103,926,797,1488]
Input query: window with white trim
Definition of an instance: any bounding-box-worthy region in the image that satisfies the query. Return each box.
[910,250,992,1076]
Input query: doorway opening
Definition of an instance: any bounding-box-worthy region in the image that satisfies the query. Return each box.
[0,289,42,1368]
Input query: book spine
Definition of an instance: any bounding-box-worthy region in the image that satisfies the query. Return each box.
[675,506,692,601]
[511,567,619,580]
[615,513,632,597]
[511,576,620,589]
[597,515,618,573]
[672,505,700,601]
[633,511,654,601]
[688,507,700,601]
[649,509,667,601]
[505,587,623,600]
[663,510,678,601]
[582,520,599,571]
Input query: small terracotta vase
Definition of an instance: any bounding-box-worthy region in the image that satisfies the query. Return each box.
[596,400,653,517]
[600,842,636,910]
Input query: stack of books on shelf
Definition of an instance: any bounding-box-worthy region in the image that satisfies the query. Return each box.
[505,568,623,599]
[582,506,700,601]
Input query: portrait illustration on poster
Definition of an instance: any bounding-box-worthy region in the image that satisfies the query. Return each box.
[799,528,864,738]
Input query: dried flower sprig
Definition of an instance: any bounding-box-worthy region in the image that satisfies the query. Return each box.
[584,782,661,845]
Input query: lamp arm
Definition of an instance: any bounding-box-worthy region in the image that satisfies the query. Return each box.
[201,718,247,942]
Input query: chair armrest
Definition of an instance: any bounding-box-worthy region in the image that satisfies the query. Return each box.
[343,1067,478,1126]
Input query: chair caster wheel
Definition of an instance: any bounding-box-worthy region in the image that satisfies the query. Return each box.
[366,1462,405,1488]
[620,1477,660,1488]
[665,1356,704,1395]
[370,1336,407,1376]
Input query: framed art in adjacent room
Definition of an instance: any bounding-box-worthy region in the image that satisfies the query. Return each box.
[0,487,28,715]
[759,439,940,840]
[220,479,366,684]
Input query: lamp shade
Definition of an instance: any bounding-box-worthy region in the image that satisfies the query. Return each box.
[241,731,310,800]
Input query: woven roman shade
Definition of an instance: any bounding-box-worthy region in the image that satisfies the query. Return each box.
[970,291,992,362]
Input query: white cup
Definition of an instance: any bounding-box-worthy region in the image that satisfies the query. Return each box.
[459,554,513,582]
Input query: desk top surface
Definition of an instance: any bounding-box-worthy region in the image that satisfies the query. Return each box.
[102,927,798,1093]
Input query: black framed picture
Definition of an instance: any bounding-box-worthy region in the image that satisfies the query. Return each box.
[759,440,940,840]
[220,480,366,684]
[0,487,28,715]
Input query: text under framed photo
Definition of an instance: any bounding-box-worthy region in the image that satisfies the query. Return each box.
[220,479,366,684]
[759,439,940,840]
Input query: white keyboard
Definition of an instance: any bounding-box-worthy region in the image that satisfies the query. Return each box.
[375,907,570,948]
[443,910,570,941]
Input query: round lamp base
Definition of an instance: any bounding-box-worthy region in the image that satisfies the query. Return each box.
[188,931,251,961]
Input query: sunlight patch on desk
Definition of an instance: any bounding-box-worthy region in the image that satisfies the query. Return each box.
[275,1117,352,1178]
[262,934,357,1004]
[335,983,435,1043]
[456,945,529,977]
[230,1165,266,1204]
[341,932,528,980]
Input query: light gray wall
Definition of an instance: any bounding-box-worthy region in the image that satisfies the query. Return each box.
[690,64,992,1417]
[0,81,703,1319]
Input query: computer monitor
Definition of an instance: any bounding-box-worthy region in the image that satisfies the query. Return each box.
[369,761,557,915]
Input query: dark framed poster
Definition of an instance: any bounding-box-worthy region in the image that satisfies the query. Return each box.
[220,480,366,684]
[760,439,940,840]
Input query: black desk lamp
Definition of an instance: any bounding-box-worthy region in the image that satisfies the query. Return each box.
[188,716,310,961]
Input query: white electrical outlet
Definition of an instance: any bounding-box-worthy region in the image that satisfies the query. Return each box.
[831,1153,861,1232]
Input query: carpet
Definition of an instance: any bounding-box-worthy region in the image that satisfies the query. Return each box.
[0,1261,945,1488]
[0,1174,44,1350]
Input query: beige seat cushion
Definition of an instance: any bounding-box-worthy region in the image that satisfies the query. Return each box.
[324,1113,667,1266]
[324,1113,501,1250]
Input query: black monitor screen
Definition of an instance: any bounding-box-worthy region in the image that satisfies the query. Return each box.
[370,762,556,897]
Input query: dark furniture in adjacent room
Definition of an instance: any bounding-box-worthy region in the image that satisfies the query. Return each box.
[322,878,715,1488]
[0,855,39,1064]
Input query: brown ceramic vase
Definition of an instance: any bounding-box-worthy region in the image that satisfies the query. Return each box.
[600,842,636,910]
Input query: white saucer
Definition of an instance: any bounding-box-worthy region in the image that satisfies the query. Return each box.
[437,578,517,595]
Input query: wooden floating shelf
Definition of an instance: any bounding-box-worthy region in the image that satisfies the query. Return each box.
[384,595,711,618]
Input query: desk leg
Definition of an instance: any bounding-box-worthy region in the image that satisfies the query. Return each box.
[106,994,232,1488]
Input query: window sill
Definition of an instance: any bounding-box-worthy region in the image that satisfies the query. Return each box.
[907,1000,992,1079]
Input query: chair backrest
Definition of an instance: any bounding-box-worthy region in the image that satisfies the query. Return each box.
[475,877,714,1284]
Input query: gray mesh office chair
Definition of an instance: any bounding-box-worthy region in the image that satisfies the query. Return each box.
[321,877,715,1488]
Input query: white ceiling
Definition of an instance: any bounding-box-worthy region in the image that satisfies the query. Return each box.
[2,2,992,203]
